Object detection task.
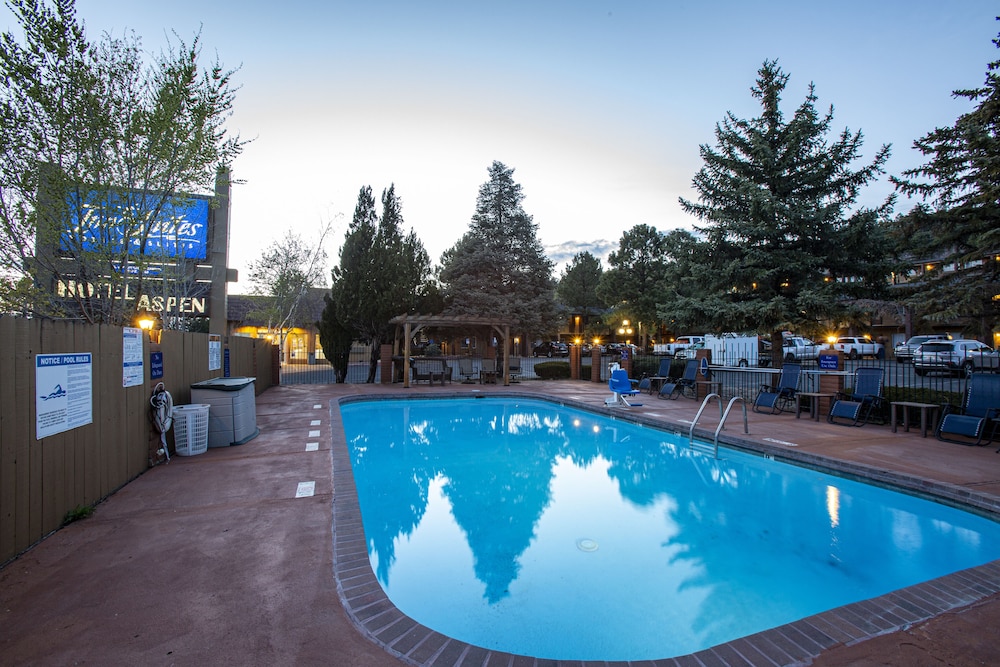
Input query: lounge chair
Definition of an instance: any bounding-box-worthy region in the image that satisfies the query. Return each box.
[828,367,884,426]
[658,360,698,400]
[646,358,673,394]
[752,363,801,414]
[936,374,1000,447]
[606,369,643,407]
[458,357,477,383]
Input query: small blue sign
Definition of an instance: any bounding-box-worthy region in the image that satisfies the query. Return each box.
[224,348,231,378]
[700,356,709,377]
[818,352,839,370]
[150,351,164,379]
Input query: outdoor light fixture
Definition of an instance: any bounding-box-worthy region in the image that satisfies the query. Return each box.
[135,310,161,343]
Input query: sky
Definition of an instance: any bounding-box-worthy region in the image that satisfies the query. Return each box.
[6,1,1000,292]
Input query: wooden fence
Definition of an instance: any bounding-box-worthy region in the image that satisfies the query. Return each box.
[0,318,275,564]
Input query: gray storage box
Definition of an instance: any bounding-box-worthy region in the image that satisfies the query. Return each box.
[190,377,259,447]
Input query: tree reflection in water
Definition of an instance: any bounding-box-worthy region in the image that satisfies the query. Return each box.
[341,397,1000,661]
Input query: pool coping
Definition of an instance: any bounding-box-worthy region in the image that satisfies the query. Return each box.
[330,392,1000,667]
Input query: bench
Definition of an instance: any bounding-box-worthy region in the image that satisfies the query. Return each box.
[411,358,452,385]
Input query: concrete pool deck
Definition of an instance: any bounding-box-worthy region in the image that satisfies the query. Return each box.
[3,379,1000,666]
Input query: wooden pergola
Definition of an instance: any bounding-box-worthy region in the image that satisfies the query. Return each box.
[388,313,513,388]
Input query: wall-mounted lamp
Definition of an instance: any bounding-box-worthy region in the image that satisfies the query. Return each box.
[136,310,161,343]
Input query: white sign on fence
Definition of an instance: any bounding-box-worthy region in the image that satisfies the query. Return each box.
[35,353,93,439]
[123,327,144,387]
[209,333,222,371]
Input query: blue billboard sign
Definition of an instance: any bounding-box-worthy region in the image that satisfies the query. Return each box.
[63,190,209,260]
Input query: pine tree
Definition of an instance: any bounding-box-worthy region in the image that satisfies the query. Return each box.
[322,185,432,382]
[439,161,559,338]
[659,61,895,348]
[557,252,605,327]
[597,225,673,340]
[890,30,1000,338]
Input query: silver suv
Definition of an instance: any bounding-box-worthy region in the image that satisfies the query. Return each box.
[894,334,950,363]
[913,339,993,377]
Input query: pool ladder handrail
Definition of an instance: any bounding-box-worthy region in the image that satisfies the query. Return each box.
[688,394,749,458]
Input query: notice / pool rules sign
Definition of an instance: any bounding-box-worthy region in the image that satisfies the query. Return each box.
[35,353,93,439]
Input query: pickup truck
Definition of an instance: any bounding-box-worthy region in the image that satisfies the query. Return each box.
[653,335,704,356]
[782,336,823,362]
[967,347,1000,373]
[833,336,885,360]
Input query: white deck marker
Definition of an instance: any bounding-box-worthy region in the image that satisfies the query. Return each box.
[763,437,799,447]
[313,404,322,409]
[310,419,321,426]
[295,481,316,498]
[309,430,321,437]
[305,442,319,452]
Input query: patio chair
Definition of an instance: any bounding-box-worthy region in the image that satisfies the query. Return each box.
[936,374,1000,447]
[828,367,885,426]
[508,357,522,383]
[480,358,498,384]
[645,358,673,394]
[658,360,698,400]
[752,363,801,414]
[606,369,643,407]
[458,357,478,383]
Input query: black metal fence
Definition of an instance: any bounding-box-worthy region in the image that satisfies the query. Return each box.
[279,342,979,415]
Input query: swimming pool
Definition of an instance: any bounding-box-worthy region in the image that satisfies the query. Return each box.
[338,396,1000,662]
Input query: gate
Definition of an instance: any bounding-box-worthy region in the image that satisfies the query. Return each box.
[279,343,379,385]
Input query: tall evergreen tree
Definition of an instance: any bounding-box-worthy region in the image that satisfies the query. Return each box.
[322,184,432,382]
[557,251,605,326]
[658,61,895,350]
[439,161,559,338]
[597,224,672,340]
[890,30,1000,338]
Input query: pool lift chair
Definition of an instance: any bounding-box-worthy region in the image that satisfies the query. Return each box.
[607,369,643,407]
[827,367,885,427]
[936,373,1000,447]
[752,363,801,414]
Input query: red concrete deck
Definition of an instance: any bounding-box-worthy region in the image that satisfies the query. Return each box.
[3,380,1000,666]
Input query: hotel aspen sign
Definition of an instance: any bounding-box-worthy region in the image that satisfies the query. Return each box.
[45,170,233,330]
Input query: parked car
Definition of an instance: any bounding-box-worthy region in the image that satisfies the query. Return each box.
[894,334,951,363]
[967,347,1000,373]
[913,339,993,377]
[531,341,568,357]
[833,336,884,360]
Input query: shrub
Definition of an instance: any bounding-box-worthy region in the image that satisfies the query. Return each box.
[534,361,571,380]
[62,504,94,526]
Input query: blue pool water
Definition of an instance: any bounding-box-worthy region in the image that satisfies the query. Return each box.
[339,397,1000,661]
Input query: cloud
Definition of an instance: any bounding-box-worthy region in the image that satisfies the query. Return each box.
[545,239,618,271]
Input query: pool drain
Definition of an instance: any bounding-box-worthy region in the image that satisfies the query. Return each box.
[576,538,599,552]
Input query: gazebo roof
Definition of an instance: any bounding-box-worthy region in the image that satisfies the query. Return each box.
[389,313,513,387]
[387,313,511,328]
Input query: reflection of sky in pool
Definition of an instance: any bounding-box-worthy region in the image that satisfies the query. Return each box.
[340,397,1000,661]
